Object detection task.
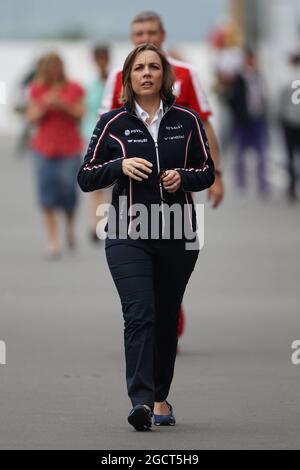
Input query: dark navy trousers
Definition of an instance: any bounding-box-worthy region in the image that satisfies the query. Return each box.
[105,237,199,409]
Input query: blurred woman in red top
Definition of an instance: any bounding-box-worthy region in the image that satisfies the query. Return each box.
[27,52,85,258]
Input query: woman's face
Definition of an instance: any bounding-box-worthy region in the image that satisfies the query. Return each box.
[43,59,64,83]
[130,50,163,99]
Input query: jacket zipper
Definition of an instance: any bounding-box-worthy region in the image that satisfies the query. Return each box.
[127,104,174,235]
[120,187,127,220]
[154,139,165,233]
[127,105,173,189]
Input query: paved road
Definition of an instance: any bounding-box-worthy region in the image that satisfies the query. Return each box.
[1,139,300,449]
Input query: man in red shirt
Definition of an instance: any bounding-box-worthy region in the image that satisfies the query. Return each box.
[99,11,224,356]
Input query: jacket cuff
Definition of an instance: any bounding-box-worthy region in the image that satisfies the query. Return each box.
[111,158,124,179]
[177,169,189,191]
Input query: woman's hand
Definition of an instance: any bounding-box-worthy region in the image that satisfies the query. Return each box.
[43,90,61,108]
[161,170,182,193]
[122,157,153,181]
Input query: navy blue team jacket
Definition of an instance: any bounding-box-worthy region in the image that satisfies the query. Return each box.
[77,96,215,240]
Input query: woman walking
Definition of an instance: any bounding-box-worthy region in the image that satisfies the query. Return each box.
[78,44,215,430]
[27,52,85,258]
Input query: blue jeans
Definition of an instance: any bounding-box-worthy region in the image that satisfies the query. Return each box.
[32,153,81,212]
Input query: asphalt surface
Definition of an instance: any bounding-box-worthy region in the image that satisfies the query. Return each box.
[0,138,300,449]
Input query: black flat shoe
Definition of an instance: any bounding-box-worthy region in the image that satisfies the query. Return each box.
[153,401,176,426]
[128,405,153,431]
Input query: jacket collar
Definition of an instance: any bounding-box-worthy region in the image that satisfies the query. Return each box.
[134,99,164,125]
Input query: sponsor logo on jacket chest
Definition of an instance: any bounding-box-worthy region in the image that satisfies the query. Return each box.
[124,129,148,143]
[163,135,185,141]
[124,129,144,136]
[127,138,149,143]
[164,124,185,140]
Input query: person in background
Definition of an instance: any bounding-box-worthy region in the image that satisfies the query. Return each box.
[100,10,224,346]
[27,52,85,258]
[82,45,111,241]
[13,57,44,156]
[278,50,300,202]
[226,47,269,196]
[212,20,244,153]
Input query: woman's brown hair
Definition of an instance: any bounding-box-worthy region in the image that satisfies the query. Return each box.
[121,43,175,110]
[36,52,67,86]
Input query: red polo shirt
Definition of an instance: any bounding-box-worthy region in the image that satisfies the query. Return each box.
[29,81,84,158]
